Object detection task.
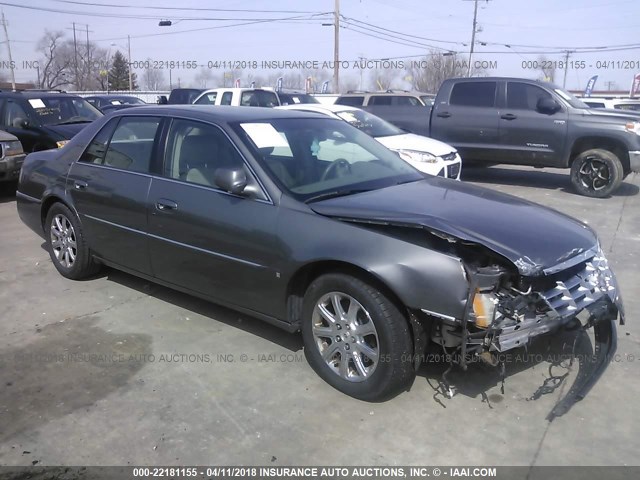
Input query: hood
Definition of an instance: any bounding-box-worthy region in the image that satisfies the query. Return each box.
[376,133,456,157]
[580,107,640,121]
[310,178,597,276]
[41,122,91,140]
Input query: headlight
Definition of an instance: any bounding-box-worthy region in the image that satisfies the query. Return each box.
[1,140,24,157]
[625,122,640,135]
[472,289,498,328]
[396,149,438,164]
[56,140,70,148]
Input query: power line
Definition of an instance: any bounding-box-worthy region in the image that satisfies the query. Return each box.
[51,0,319,14]
[342,23,452,52]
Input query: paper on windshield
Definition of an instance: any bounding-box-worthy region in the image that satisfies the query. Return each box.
[28,99,46,109]
[240,123,289,148]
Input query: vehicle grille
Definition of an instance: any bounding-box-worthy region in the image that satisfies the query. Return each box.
[441,152,458,161]
[447,162,461,179]
[541,252,618,318]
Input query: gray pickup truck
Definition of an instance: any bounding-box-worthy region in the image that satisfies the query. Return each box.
[338,78,640,197]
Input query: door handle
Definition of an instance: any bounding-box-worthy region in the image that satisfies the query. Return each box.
[436,111,452,118]
[501,113,517,120]
[155,199,178,211]
[74,180,88,190]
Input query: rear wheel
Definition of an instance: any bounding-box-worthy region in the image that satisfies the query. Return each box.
[301,273,414,401]
[45,203,100,279]
[570,149,623,198]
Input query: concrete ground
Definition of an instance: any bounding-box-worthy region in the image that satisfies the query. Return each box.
[0,167,638,467]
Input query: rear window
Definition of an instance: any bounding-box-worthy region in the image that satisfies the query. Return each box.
[450,82,497,108]
[240,90,279,107]
[335,96,365,106]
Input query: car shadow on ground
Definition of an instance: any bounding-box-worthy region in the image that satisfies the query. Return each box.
[462,166,639,197]
[0,181,17,204]
[414,326,596,414]
[103,267,304,353]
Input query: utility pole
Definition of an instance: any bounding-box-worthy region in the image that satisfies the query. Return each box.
[464,0,490,77]
[334,0,340,93]
[358,55,366,90]
[467,0,479,77]
[127,34,133,91]
[72,22,79,89]
[562,50,573,88]
[1,11,16,89]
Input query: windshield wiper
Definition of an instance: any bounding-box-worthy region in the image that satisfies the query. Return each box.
[53,118,92,125]
[304,188,372,204]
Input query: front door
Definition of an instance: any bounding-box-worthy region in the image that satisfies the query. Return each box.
[147,118,282,316]
[498,81,568,165]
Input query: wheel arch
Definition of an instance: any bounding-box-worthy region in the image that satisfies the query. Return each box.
[569,137,630,173]
[286,260,413,333]
[40,194,76,230]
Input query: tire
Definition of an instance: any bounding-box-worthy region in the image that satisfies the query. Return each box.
[44,203,100,279]
[301,273,415,401]
[570,149,623,198]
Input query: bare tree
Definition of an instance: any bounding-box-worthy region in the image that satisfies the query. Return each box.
[369,67,403,91]
[194,67,215,88]
[140,59,165,90]
[536,55,556,82]
[407,50,485,93]
[36,30,73,89]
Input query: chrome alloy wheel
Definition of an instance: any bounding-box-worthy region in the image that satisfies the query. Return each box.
[578,156,611,192]
[50,214,77,268]
[311,292,379,382]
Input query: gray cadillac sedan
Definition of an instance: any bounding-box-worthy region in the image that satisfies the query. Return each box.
[16,106,624,418]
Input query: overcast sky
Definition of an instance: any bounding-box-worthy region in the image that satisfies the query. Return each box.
[1,0,639,92]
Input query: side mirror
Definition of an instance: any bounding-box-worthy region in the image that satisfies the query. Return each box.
[12,117,29,128]
[214,167,248,195]
[537,97,561,114]
[157,95,168,105]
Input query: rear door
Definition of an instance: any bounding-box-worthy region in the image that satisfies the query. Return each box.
[146,118,282,316]
[498,81,568,165]
[430,81,502,162]
[67,115,162,275]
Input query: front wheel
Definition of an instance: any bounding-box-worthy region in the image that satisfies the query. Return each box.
[301,273,415,401]
[45,203,100,279]
[570,149,623,198]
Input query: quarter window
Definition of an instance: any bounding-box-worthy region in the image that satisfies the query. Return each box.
[79,118,119,164]
[450,82,497,108]
[163,119,244,188]
[507,82,553,111]
[101,117,161,172]
[220,92,233,105]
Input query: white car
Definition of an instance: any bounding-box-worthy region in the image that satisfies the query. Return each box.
[277,104,462,179]
[193,88,280,107]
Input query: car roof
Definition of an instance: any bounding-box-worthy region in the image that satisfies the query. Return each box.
[201,87,276,94]
[339,90,429,96]
[85,94,138,99]
[0,91,80,99]
[114,105,328,122]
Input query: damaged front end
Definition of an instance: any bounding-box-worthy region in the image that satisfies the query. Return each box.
[428,245,624,420]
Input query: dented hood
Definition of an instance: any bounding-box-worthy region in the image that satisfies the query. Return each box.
[310,177,598,276]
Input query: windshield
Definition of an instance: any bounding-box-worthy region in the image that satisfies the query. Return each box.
[335,109,404,138]
[110,97,145,105]
[420,96,435,106]
[279,93,319,105]
[553,87,589,109]
[28,97,102,125]
[234,118,422,202]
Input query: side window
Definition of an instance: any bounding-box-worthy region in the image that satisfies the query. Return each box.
[163,119,244,189]
[241,91,279,107]
[394,96,420,106]
[79,118,119,164]
[4,100,30,127]
[102,117,161,172]
[220,92,233,105]
[507,82,552,111]
[585,102,605,108]
[450,82,497,108]
[335,96,364,106]
[369,96,392,106]
[195,92,217,105]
